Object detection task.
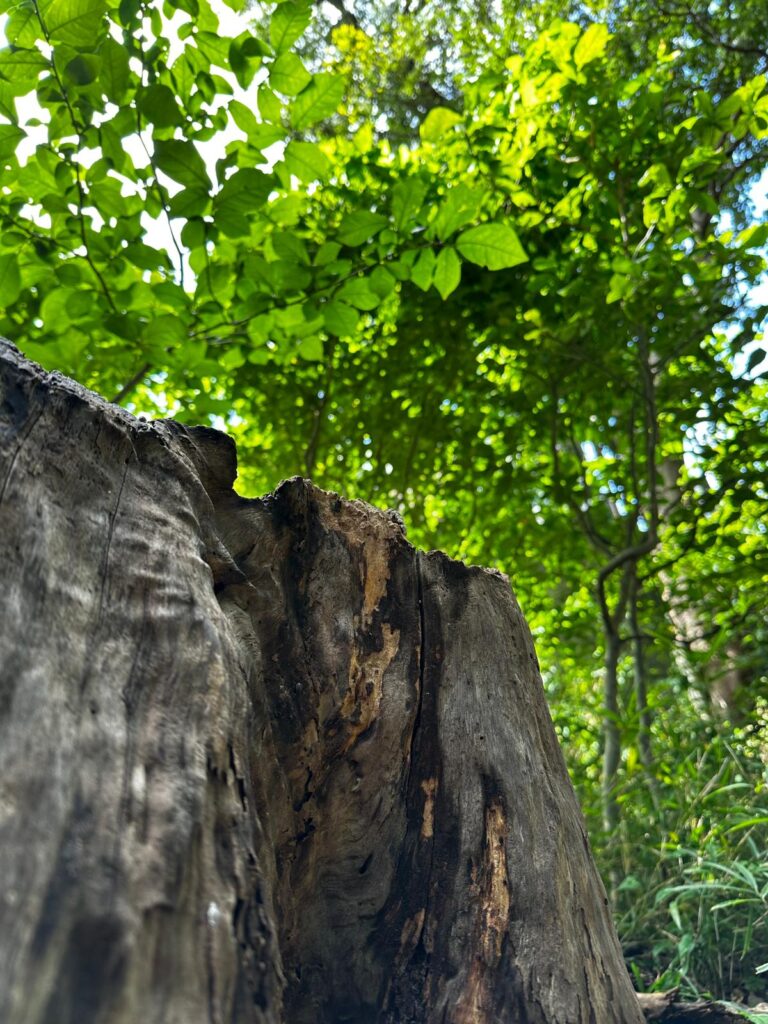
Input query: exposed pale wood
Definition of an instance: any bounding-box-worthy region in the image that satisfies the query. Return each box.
[0,339,644,1023]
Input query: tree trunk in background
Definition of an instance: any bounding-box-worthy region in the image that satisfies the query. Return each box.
[0,340,643,1024]
[657,458,745,716]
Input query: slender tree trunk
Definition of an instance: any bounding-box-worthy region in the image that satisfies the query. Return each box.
[602,630,622,837]
[628,574,656,783]
[0,340,644,1024]
[657,457,745,716]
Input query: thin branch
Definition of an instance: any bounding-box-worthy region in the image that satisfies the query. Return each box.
[111,362,151,405]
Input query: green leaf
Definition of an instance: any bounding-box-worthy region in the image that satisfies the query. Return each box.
[138,84,182,127]
[196,30,231,70]
[322,299,358,336]
[271,230,309,264]
[456,223,528,270]
[433,247,461,299]
[168,187,210,218]
[41,0,107,47]
[410,248,435,291]
[420,106,461,143]
[258,85,283,124]
[270,52,311,96]
[337,211,387,247]
[142,314,188,348]
[98,38,130,101]
[434,184,485,241]
[290,73,344,130]
[154,139,211,190]
[269,0,312,52]
[0,50,49,83]
[212,168,273,236]
[64,291,94,318]
[64,53,100,85]
[230,100,285,147]
[369,266,396,298]
[5,2,41,48]
[88,180,128,219]
[337,277,379,310]
[606,272,631,303]
[0,253,21,308]
[314,242,341,266]
[229,98,259,135]
[40,289,72,327]
[283,140,331,182]
[100,122,127,171]
[297,334,323,360]
[392,178,428,233]
[0,124,25,161]
[219,345,245,370]
[573,24,610,68]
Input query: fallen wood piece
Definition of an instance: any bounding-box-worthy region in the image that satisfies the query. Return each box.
[638,991,751,1023]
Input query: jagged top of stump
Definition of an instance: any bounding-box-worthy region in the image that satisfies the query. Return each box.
[0,337,509,587]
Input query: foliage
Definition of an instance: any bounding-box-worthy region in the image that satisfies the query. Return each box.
[606,711,768,1000]
[1,0,768,1002]
[0,0,527,408]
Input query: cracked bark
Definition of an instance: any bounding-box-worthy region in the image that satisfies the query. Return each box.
[0,339,643,1024]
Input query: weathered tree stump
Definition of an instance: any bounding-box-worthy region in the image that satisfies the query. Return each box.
[0,339,644,1023]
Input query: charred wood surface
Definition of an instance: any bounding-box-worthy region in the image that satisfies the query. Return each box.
[0,339,643,1023]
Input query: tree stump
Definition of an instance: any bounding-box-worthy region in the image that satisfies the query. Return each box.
[0,339,644,1023]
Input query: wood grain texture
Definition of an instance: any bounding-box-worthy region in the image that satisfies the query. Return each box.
[0,339,643,1023]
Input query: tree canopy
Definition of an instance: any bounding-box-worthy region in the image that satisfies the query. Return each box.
[1,0,767,1003]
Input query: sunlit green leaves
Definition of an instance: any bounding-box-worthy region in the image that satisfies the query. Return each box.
[40,0,107,47]
[290,73,345,130]
[337,210,388,246]
[283,140,331,182]
[269,0,312,52]
[420,106,462,142]
[0,50,49,84]
[410,249,435,291]
[258,84,283,123]
[456,223,528,270]
[142,314,188,349]
[322,299,358,336]
[434,184,485,240]
[271,230,309,264]
[270,53,311,96]
[337,277,379,309]
[391,178,428,233]
[213,168,273,236]
[3,2,40,48]
[230,100,284,147]
[0,124,25,160]
[433,247,461,298]
[573,23,611,68]
[98,37,129,101]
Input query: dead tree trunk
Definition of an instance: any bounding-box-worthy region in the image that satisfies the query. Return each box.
[0,339,643,1024]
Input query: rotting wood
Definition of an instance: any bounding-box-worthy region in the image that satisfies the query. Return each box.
[637,990,753,1022]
